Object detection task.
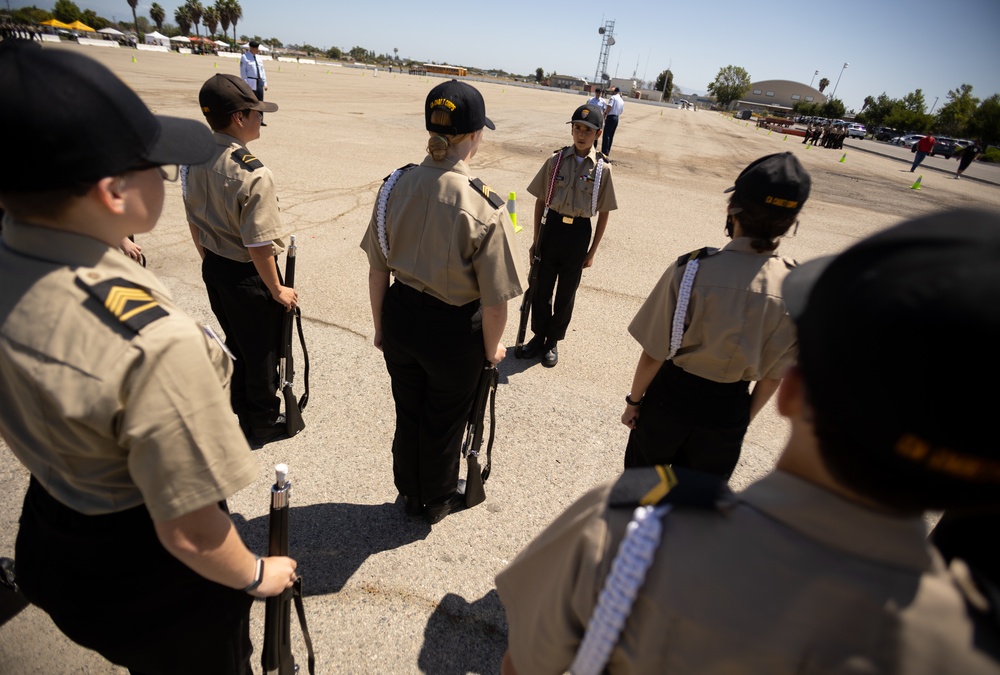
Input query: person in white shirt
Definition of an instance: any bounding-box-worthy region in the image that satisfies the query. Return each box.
[239,40,268,125]
[587,90,608,149]
[602,87,625,156]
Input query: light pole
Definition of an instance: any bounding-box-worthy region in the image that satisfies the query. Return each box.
[809,70,818,88]
[830,62,849,99]
[930,96,940,114]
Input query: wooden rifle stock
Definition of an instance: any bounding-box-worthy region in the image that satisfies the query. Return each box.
[262,465,295,675]
[280,236,306,437]
[462,362,498,508]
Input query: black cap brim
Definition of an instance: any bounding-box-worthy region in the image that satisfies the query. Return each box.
[484,116,495,131]
[782,256,835,320]
[145,115,215,167]
[248,100,279,113]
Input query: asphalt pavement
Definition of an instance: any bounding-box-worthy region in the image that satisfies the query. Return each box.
[2,44,999,675]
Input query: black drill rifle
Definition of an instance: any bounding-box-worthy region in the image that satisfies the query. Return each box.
[280,235,309,437]
[462,361,498,508]
[262,464,315,675]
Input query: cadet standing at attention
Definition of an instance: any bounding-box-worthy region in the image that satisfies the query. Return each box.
[185,74,297,448]
[0,41,296,674]
[361,80,526,525]
[520,103,617,368]
[621,153,808,479]
[497,209,1000,675]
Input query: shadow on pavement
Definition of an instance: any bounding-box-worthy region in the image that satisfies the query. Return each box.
[417,590,507,675]
[236,501,430,595]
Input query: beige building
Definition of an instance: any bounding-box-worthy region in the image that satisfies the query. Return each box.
[548,74,588,91]
[734,79,827,114]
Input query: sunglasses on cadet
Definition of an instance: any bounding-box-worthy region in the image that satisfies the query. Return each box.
[126,164,180,182]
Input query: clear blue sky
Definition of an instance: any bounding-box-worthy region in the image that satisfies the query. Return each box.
[18,0,1000,112]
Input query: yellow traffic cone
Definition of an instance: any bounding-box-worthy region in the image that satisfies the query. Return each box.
[768,129,772,135]
[131,55,137,63]
[910,175,923,190]
[783,135,788,141]
[806,143,811,150]
[839,153,846,163]
[214,62,218,68]
[508,192,521,233]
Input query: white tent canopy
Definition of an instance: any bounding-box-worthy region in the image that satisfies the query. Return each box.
[97,27,124,36]
[169,35,191,43]
[214,39,229,46]
[145,30,169,46]
[239,42,269,52]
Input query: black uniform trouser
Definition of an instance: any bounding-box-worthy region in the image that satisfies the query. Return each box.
[382,281,484,506]
[15,478,253,675]
[530,212,592,342]
[624,361,751,479]
[602,114,619,155]
[202,250,282,431]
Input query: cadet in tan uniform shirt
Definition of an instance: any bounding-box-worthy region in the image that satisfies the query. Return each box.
[0,42,296,674]
[621,153,807,478]
[361,80,526,525]
[498,209,1000,675]
[520,103,618,368]
[185,73,297,447]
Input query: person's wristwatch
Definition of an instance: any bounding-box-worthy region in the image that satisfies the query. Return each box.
[242,555,264,593]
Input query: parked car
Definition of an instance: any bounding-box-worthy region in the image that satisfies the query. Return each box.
[847,123,866,139]
[894,134,925,148]
[874,127,899,141]
[930,137,959,159]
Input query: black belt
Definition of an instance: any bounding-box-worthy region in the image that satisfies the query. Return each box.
[548,211,591,226]
[660,361,750,395]
[391,280,479,312]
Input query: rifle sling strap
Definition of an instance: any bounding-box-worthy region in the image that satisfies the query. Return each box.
[481,368,498,482]
[294,307,310,411]
[292,576,316,675]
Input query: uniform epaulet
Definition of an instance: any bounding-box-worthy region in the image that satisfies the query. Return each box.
[383,163,416,182]
[595,151,608,162]
[609,466,730,510]
[469,178,505,209]
[81,277,168,333]
[676,246,719,268]
[231,147,264,171]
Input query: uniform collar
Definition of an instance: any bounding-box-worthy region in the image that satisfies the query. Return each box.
[722,237,779,255]
[562,146,599,164]
[212,131,242,147]
[1,217,170,294]
[420,155,472,176]
[739,471,935,572]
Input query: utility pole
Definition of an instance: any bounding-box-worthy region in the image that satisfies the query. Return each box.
[592,20,615,90]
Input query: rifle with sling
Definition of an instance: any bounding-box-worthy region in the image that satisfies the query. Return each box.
[280,235,309,437]
[462,361,499,508]
[262,464,316,675]
[514,148,565,358]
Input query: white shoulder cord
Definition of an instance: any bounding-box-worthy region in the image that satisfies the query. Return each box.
[376,168,407,259]
[590,158,604,218]
[667,260,700,361]
[570,504,672,675]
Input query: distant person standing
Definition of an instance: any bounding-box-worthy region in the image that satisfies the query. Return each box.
[955,140,982,179]
[910,133,936,172]
[240,40,268,125]
[587,90,608,149]
[602,87,625,157]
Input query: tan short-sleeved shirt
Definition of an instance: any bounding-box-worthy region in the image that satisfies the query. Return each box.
[185,132,290,262]
[360,156,526,307]
[628,238,797,382]
[526,146,618,218]
[496,471,1000,675]
[0,218,258,522]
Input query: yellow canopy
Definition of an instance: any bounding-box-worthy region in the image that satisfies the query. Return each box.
[67,20,95,32]
[39,19,72,28]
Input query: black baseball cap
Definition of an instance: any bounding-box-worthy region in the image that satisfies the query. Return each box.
[724,152,811,214]
[568,104,603,130]
[248,40,260,48]
[200,74,279,116]
[425,80,494,135]
[783,209,1000,504]
[0,39,213,193]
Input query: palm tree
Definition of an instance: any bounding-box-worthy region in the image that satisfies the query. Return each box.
[229,0,242,47]
[818,77,830,93]
[202,6,218,38]
[126,0,140,40]
[215,0,230,43]
[174,6,191,36]
[149,2,165,32]
[184,0,203,40]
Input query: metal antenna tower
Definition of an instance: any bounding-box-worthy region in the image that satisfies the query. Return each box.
[593,20,616,88]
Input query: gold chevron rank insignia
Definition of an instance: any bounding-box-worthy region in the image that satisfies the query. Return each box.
[84,278,168,333]
[470,178,504,208]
